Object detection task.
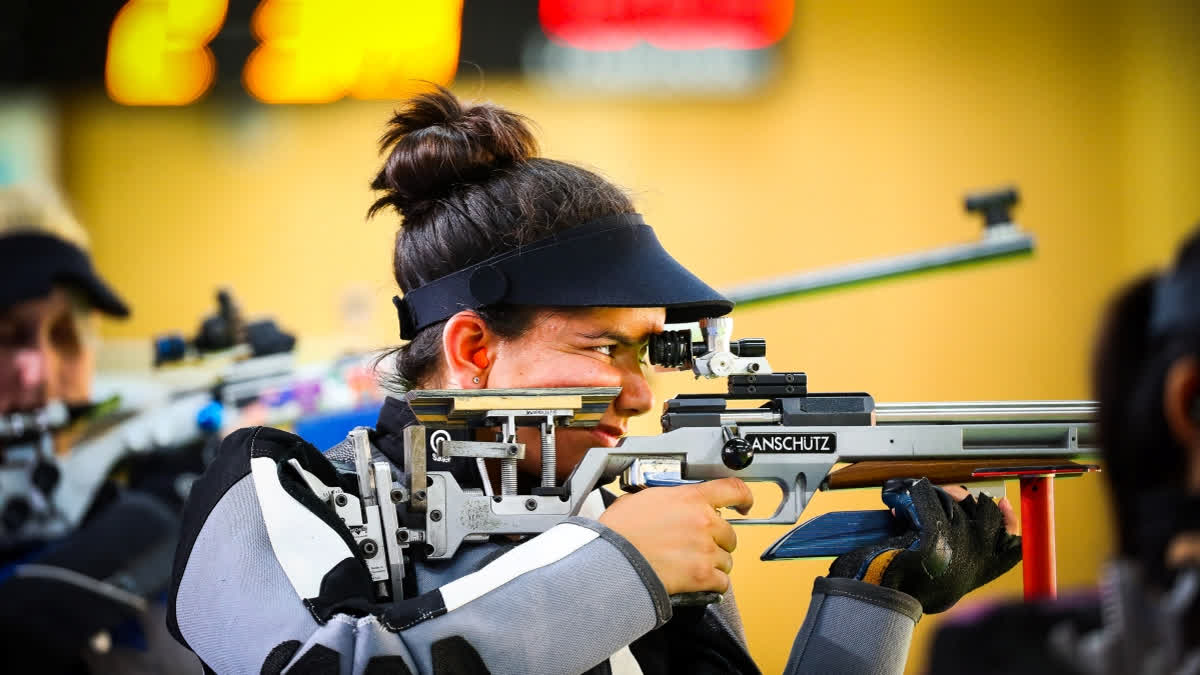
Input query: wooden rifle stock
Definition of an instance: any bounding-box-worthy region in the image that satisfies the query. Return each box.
[824,458,1096,490]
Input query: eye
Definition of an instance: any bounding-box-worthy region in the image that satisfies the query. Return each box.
[0,321,31,348]
[50,316,82,356]
[590,344,615,357]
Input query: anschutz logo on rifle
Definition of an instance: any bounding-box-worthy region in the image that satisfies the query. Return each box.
[747,433,837,454]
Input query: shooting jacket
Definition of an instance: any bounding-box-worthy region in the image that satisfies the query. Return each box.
[167,397,923,674]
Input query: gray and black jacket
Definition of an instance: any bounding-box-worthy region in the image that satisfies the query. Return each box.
[167,397,923,674]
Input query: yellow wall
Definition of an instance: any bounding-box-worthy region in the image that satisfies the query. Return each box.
[59,0,1199,672]
[1115,0,1200,275]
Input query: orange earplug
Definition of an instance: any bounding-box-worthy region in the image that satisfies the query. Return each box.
[471,350,490,370]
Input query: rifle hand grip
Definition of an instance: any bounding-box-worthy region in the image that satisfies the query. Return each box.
[670,591,723,607]
[640,471,702,488]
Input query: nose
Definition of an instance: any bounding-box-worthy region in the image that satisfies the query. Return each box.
[614,362,654,419]
[11,346,49,410]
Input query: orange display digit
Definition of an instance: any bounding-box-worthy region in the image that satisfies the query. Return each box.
[244,0,462,104]
[242,0,359,104]
[106,0,229,105]
[348,0,462,101]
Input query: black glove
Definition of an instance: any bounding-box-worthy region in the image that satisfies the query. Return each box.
[828,478,1022,613]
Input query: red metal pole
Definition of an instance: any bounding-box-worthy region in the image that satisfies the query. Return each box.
[1019,476,1056,600]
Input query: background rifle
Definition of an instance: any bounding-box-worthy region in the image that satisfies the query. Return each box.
[0,289,382,546]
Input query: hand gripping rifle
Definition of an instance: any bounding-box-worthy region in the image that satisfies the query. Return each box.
[329,316,1096,604]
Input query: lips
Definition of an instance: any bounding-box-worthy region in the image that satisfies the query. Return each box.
[589,424,625,447]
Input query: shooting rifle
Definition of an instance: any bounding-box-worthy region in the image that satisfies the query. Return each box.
[315,315,1097,606]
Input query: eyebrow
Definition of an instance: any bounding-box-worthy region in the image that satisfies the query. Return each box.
[575,328,652,347]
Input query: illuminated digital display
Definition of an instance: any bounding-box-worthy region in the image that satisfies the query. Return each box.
[104,0,461,105]
[81,0,790,104]
[529,0,791,96]
[243,0,462,103]
[539,0,793,51]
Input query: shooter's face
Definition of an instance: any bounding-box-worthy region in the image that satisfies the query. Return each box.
[0,287,94,416]
[484,306,664,482]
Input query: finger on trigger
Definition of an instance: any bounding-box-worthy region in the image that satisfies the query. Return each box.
[697,477,754,515]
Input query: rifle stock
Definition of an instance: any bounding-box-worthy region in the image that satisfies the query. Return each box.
[825,458,1098,490]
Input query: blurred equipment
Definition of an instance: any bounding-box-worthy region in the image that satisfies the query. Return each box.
[153,288,294,366]
[0,401,70,446]
[0,390,214,548]
[0,287,381,549]
[526,0,792,96]
[723,186,1033,306]
[151,288,383,437]
[1050,561,1200,675]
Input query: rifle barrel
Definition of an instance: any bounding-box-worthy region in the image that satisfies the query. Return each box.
[874,401,1096,424]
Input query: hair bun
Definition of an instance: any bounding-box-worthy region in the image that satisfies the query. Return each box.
[370,86,538,218]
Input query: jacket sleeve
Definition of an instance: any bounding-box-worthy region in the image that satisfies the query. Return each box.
[783,576,923,675]
[629,584,760,674]
[167,426,673,675]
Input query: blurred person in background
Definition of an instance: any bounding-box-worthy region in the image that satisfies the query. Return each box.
[168,89,1020,675]
[0,184,202,674]
[928,225,1200,674]
[0,184,114,422]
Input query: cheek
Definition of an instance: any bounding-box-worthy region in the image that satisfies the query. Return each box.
[552,429,598,478]
[515,427,594,480]
[63,348,94,401]
[49,345,93,403]
[487,348,622,389]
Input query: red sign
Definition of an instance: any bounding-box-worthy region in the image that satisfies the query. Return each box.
[539,0,793,52]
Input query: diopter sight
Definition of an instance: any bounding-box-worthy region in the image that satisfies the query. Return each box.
[648,317,770,378]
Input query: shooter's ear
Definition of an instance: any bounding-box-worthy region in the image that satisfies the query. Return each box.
[1163,355,1200,452]
[441,310,494,389]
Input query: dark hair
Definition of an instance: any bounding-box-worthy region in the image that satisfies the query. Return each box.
[1092,226,1200,566]
[369,87,634,388]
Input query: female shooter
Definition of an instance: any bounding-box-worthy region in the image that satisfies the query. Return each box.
[168,89,1019,674]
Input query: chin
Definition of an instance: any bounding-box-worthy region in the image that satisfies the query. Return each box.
[552,428,616,480]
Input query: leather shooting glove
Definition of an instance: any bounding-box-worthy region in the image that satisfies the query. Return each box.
[828,477,1022,613]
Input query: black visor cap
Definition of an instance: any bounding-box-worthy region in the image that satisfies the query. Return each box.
[0,233,130,317]
[395,214,731,339]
